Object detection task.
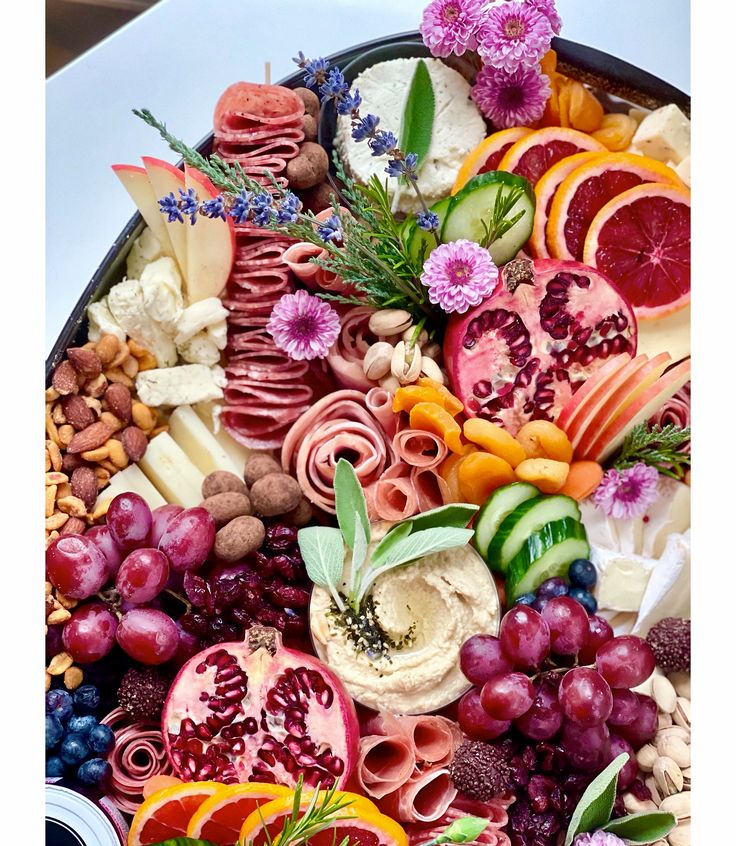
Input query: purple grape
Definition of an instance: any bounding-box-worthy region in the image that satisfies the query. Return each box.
[515,681,564,740]
[607,734,638,789]
[85,525,125,580]
[561,720,610,772]
[158,508,216,572]
[459,634,513,685]
[106,493,152,550]
[116,548,169,603]
[149,504,184,547]
[537,577,569,598]
[607,688,640,727]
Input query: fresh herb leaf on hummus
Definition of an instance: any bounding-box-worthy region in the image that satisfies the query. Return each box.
[400,59,435,173]
[334,458,371,551]
[298,526,346,611]
[404,503,478,533]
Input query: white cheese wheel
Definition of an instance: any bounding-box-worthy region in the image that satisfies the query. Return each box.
[335,57,486,214]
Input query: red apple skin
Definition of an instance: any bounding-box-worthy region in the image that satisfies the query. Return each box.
[573,353,671,456]
[142,156,189,278]
[557,352,632,432]
[112,163,178,260]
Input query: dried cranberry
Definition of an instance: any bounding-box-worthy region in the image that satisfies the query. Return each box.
[179,611,210,637]
[264,524,298,551]
[228,607,253,628]
[212,578,243,609]
[183,572,209,607]
[254,551,277,577]
[267,583,311,609]
[629,777,652,801]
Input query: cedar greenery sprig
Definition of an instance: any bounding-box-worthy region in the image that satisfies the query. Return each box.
[610,423,691,480]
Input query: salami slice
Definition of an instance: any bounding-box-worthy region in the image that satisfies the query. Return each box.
[214,81,304,131]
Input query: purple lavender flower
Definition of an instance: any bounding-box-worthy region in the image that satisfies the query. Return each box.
[267,289,341,361]
[201,195,226,221]
[352,114,380,142]
[337,88,362,116]
[159,192,183,223]
[251,192,275,226]
[316,214,343,243]
[417,210,440,231]
[385,152,419,181]
[573,832,626,846]
[368,130,398,157]
[525,0,563,35]
[472,63,551,128]
[294,54,330,89]
[276,191,300,224]
[477,1,554,72]
[319,68,349,104]
[228,189,253,225]
[178,187,199,225]
[419,0,484,57]
[593,462,660,520]
[421,239,500,314]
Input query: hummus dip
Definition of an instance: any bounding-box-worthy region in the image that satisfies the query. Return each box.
[309,529,500,714]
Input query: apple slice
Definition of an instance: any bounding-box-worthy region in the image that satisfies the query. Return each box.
[557,353,632,434]
[184,165,235,302]
[111,164,176,261]
[142,156,189,281]
[588,358,691,463]
[573,353,671,456]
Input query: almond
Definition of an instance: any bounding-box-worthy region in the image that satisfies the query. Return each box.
[60,516,87,535]
[95,334,120,366]
[121,425,148,461]
[104,383,132,423]
[71,466,98,511]
[61,395,95,431]
[52,360,79,396]
[66,347,102,379]
[61,453,86,474]
[67,421,114,454]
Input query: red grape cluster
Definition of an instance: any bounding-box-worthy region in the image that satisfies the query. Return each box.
[459,598,657,783]
[46,493,216,666]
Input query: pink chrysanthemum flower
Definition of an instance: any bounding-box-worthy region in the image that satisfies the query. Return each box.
[593,462,660,520]
[472,63,551,128]
[420,0,485,57]
[573,832,626,846]
[524,0,563,36]
[477,1,554,72]
[267,289,341,361]
[421,240,499,314]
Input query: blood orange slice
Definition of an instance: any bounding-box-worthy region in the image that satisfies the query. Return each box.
[497,127,606,187]
[452,127,533,195]
[583,182,690,321]
[529,151,605,257]
[128,781,223,846]
[546,153,683,261]
[186,782,291,845]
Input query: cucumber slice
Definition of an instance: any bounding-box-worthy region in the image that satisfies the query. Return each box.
[488,494,582,573]
[442,171,535,265]
[505,518,590,601]
[473,482,539,567]
[405,196,452,265]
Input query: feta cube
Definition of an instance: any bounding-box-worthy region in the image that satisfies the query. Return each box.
[631,104,690,165]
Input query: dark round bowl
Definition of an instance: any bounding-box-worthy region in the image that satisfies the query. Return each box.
[46,30,689,379]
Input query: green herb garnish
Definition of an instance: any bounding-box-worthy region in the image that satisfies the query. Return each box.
[611,423,691,479]
[479,184,527,249]
[399,60,435,175]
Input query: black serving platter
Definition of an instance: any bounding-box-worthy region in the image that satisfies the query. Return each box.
[45,31,690,379]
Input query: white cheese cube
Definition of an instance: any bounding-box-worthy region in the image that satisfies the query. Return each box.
[137,432,205,508]
[94,463,166,511]
[107,278,178,367]
[126,227,165,280]
[168,404,244,477]
[631,104,690,165]
[674,154,690,187]
[174,298,229,346]
[87,297,126,343]
[140,256,184,332]
[135,364,224,407]
[591,547,654,612]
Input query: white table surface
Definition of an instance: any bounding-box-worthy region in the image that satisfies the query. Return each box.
[45,0,690,353]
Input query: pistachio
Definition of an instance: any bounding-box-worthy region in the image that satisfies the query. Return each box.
[667,821,690,846]
[656,735,690,768]
[368,309,412,337]
[378,374,401,393]
[653,756,684,796]
[668,672,690,699]
[673,697,691,730]
[680,767,691,789]
[652,674,678,713]
[645,774,663,806]
[390,341,422,385]
[636,743,659,772]
[657,725,690,744]
[401,325,429,347]
[622,793,658,814]
[658,711,673,729]
[362,342,394,381]
[659,791,690,822]
[420,356,445,383]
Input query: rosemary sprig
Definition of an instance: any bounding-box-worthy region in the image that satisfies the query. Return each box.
[479,185,526,249]
[262,777,355,846]
[610,423,691,479]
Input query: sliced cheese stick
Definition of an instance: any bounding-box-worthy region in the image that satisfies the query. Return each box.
[137,432,205,508]
[168,405,244,477]
[94,463,167,512]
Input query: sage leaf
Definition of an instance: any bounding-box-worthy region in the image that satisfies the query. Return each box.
[564,753,628,846]
[400,59,435,172]
[601,811,677,843]
[436,816,489,844]
[407,503,478,533]
[334,458,370,551]
[349,511,369,598]
[148,839,219,846]
[298,526,345,609]
[370,521,413,569]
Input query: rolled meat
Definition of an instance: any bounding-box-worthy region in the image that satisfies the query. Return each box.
[378,767,458,823]
[393,429,449,469]
[357,734,416,799]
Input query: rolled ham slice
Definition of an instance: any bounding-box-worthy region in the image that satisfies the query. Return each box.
[357,734,416,800]
[406,796,513,846]
[393,429,449,469]
[363,713,462,768]
[412,466,451,512]
[324,308,380,391]
[366,387,398,437]
[368,463,418,522]
[378,767,457,823]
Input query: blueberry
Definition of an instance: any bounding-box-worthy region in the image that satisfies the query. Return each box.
[532,596,549,613]
[73,685,101,714]
[45,715,64,750]
[569,587,598,614]
[45,756,66,778]
[67,715,98,736]
[77,758,112,787]
[514,593,537,607]
[88,724,115,756]
[59,732,91,766]
[569,558,597,589]
[46,689,74,722]
[537,577,569,598]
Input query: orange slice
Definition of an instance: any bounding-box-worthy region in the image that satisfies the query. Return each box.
[497,126,606,187]
[186,782,291,845]
[529,151,605,257]
[546,152,684,261]
[128,781,223,846]
[239,792,385,846]
[451,127,533,195]
[583,182,691,321]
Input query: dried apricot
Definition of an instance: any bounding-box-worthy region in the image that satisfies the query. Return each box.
[516,421,573,463]
[592,113,638,152]
[439,447,477,503]
[515,458,570,494]
[463,418,527,468]
[415,377,465,415]
[393,383,463,416]
[567,79,604,133]
[457,452,516,505]
[409,402,464,454]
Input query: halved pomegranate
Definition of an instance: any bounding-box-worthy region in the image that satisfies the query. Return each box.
[444,258,637,433]
[162,626,359,788]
